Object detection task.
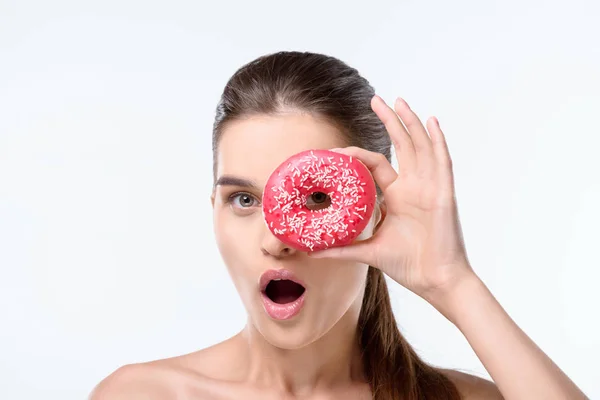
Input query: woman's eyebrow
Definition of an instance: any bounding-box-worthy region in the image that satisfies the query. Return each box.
[214,175,262,192]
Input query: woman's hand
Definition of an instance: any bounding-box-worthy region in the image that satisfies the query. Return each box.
[309,95,592,399]
[309,95,477,304]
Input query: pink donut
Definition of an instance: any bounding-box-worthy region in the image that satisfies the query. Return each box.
[262,149,376,252]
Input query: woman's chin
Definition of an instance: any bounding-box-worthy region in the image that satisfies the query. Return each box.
[251,313,324,350]
[264,330,321,350]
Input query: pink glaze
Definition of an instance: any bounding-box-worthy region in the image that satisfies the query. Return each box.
[262,149,376,252]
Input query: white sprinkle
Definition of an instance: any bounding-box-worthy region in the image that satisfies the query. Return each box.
[353,211,364,220]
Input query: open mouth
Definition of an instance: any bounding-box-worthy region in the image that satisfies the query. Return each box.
[263,279,306,304]
[259,269,307,320]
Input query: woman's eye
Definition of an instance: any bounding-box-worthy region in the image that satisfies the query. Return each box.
[305,191,331,210]
[230,193,259,208]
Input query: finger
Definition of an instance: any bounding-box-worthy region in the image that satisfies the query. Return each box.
[394,98,436,178]
[371,95,416,175]
[329,146,397,192]
[307,236,377,265]
[426,117,455,195]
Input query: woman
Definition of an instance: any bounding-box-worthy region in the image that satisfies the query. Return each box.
[90,51,588,399]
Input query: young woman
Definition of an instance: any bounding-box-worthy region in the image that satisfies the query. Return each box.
[90,51,588,399]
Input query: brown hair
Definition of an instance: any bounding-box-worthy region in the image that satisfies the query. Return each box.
[211,51,462,400]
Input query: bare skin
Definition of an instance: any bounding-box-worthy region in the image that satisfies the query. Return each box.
[89,333,497,400]
[90,96,587,399]
[91,111,379,399]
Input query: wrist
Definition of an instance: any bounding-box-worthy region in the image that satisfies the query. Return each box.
[424,270,487,325]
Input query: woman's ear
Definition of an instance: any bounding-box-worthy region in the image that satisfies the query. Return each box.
[373,198,387,234]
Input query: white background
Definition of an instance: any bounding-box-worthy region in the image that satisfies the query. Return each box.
[1,0,599,398]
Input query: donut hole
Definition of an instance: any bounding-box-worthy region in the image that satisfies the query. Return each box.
[305,191,332,211]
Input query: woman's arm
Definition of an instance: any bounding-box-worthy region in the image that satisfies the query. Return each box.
[308,95,590,400]
[428,271,589,400]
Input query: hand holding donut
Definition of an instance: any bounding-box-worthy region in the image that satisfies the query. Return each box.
[308,95,477,303]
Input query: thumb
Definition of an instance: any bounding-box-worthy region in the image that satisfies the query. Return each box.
[307,237,377,265]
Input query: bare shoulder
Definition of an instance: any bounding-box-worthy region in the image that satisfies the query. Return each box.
[88,362,179,400]
[89,337,246,400]
[439,368,505,400]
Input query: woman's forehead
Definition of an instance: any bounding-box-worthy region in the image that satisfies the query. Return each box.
[216,113,346,181]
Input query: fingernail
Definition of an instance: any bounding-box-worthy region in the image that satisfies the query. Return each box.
[396,97,409,109]
[373,94,385,105]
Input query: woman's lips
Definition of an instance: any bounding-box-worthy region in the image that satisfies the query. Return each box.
[261,290,306,320]
[259,269,306,320]
[259,268,305,291]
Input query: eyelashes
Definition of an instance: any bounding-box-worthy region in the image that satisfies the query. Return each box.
[226,191,261,209]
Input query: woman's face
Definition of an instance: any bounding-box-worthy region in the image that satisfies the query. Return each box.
[211,112,378,349]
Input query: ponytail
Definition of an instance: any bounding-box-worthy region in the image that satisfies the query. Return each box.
[357,267,463,399]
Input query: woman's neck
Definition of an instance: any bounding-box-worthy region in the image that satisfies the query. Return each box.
[237,296,366,396]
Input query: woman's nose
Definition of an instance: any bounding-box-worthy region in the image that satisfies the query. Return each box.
[260,228,297,258]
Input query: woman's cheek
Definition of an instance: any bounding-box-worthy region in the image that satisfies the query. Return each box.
[214,209,238,257]
[217,210,260,257]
